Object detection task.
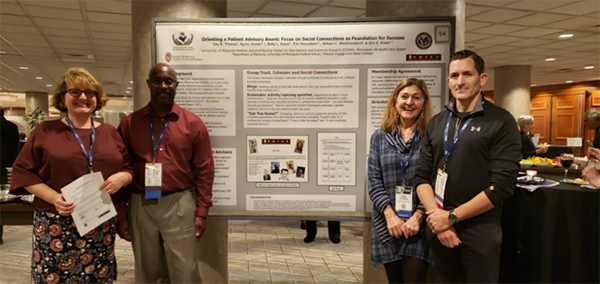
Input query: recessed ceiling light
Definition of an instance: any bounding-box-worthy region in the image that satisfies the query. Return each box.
[558,34,573,39]
[545,58,555,62]
[584,66,594,69]
[127,87,132,89]
[531,84,537,87]
[566,80,573,83]
[46,84,52,87]
[129,81,133,84]
[0,51,5,54]
[19,67,29,70]
[35,77,43,79]
[125,91,130,94]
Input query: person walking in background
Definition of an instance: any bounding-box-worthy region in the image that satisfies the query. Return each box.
[368,78,433,283]
[9,68,133,283]
[415,50,521,283]
[0,106,21,244]
[584,109,600,148]
[517,115,547,159]
[117,63,215,283]
[301,220,341,244]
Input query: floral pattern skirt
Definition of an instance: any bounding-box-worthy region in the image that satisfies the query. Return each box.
[31,208,117,284]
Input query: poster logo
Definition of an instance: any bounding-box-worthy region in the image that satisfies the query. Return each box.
[165,52,172,62]
[172,32,193,45]
[415,32,432,50]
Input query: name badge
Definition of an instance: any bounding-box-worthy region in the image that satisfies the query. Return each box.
[145,163,162,199]
[395,185,413,218]
[435,169,447,209]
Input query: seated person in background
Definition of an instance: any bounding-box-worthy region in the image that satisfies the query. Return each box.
[584,109,600,148]
[518,115,547,159]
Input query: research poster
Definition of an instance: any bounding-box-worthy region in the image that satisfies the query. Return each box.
[154,19,453,213]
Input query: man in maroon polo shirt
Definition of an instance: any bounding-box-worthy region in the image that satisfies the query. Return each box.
[117,63,215,283]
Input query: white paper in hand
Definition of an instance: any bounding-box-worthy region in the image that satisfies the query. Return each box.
[61,172,117,236]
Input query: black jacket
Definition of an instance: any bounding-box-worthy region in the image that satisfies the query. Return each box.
[415,95,521,221]
[520,131,536,159]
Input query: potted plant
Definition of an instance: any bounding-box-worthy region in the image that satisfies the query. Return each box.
[23,106,46,131]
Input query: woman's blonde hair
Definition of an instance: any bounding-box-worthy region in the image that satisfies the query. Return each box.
[51,67,107,112]
[517,115,534,131]
[381,78,432,133]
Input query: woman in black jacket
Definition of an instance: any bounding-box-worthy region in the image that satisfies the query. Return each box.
[518,115,548,159]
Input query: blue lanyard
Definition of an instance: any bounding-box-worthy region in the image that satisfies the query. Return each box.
[397,131,416,186]
[443,113,473,168]
[397,150,412,186]
[149,115,170,163]
[65,115,95,171]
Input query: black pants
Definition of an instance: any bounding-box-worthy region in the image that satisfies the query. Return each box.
[426,219,502,283]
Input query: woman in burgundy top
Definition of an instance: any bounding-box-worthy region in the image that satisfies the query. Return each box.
[10,68,133,284]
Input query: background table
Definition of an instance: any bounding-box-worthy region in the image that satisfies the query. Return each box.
[501,173,599,283]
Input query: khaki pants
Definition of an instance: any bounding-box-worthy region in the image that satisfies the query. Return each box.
[129,190,201,283]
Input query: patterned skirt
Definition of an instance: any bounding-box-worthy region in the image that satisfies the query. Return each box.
[31,208,117,284]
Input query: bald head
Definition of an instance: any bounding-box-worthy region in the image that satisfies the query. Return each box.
[147,63,179,112]
[148,63,177,81]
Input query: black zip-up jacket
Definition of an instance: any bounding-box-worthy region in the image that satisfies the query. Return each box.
[414,95,521,221]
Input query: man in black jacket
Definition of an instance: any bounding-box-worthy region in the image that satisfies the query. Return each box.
[415,50,521,283]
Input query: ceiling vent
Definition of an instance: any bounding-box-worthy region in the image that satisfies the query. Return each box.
[547,68,577,73]
[62,54,95,63]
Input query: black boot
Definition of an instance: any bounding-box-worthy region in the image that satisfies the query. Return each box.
[304,221,317,243]
[328,221,341,244]
[300,220,306,230]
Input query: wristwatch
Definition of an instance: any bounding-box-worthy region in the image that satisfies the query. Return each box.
[448,210,459,224]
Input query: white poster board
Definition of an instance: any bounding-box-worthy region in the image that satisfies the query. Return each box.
[153,18,454,214]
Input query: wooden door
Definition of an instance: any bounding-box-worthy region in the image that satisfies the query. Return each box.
[583,91,600,153]
[551,94,580,145]
[530,96,551,144]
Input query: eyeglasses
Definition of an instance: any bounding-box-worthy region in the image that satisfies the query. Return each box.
[67,89,97,98]
[150,79,177,87]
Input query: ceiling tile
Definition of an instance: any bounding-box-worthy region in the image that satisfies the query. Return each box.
[36,18,85,30]
[88,22,131,34]
[93,39,130,47]
[41,27,88,38]
[257,1,319,17]
[91,31,131,41]
[465,20,493,31]
[563,42,600,51]
[473,35,523,45]
[465,32,494,42]
[0,2,26,15]
[87,11,130,25]
[0,24,41,35]
[465,4,494,17]
[505,12,572,26]
[227,0,268,13]
[476,45,522,53]
[569,34,600,43]
[470,23,528,35]
[94,45,130,53]
[329,0,365,9]
[49,36,91,44]
[308,6,364,18]
[26,5,82,20]
[506,38,554,47]
[542,16,600,30]
[84,0,131,14]
[546,1,600,16]
[469,7,534,22]
[22,1,80,10]
[0,14,34,26]
[510,27,563,37]
[503,0,577,12]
